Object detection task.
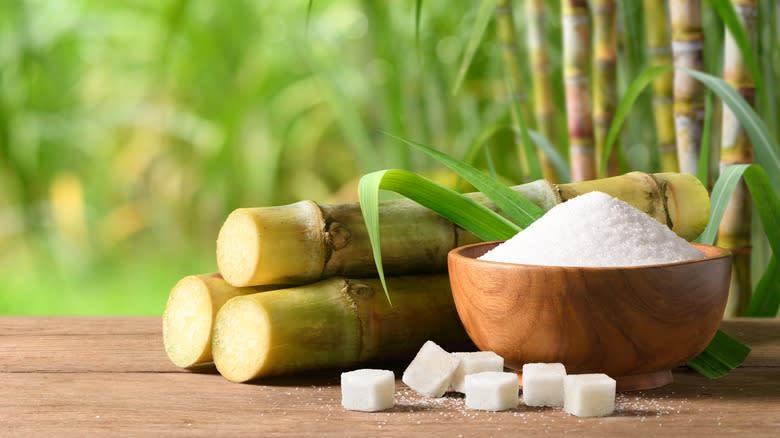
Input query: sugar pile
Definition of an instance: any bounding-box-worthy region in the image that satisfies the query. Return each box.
[479,191,704,267]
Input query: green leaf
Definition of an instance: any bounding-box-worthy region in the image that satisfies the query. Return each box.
[697,164,749,245]
[526,130,571,183]
[306,0,314,35]
[452,0,497,95]
[600,66,670,177]
[358,169,520,302]
[697,163,780,316]
[415,0,422,50]
[687,330,751,379]
[746,255,780,317]
[707,0,764,97]
[682,68,780,191]
[506,80,543,182]
[385,133,545,227]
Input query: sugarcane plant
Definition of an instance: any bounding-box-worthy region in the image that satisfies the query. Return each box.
[717,0,758,317]
[643,0,679,172]
[592,0,618,176]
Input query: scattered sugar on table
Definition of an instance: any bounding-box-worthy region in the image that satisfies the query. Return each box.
[479,191,703,267]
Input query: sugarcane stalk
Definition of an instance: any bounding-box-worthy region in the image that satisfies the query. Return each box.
[217,172,710,287]
[495,0,533,179]
[670,0,706,174]
[643,0,679,172]
[162,273,278,368]
[563,0,595,181]
[211,275,470,382]
[592,0,618,176]
[525,0,560,181]
[718,0,757,317]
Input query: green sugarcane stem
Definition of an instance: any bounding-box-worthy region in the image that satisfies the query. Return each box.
[643,0,679,172]
[525,0,560,181]
[718,0,757,317]
[217,172,710,287]
[563,0,595,181]
[592,0,619,176]
[670,0,706,175]
[211,275,471,382]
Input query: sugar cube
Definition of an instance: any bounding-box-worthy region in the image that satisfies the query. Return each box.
[521,362,567,407]
[341,369,395,412]
[563,373,616,417]
[449,351,504,393]
[464,371,519,411]
[402,340,460,397]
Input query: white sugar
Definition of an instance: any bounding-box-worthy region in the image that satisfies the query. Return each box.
[479,191,704,267]
[450,351,505,393]
[341,369,395,412]
[402,341,460,398]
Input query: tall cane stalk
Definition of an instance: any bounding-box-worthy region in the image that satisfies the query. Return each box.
[670,0,706,175]
[525,0,560,181]
[563,0,595,181]
[592,0,618,176]
[643,0,679,172]
[718,0,758,316]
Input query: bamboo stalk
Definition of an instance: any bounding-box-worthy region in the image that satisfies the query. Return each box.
[670,0,706,174]
[217,172,710,287]
[162,273,278,368]
[643,0,679,172]
[211,275,470,382]
[718,0,757,317]
[592,0,618,176]
[525,0,560,181]
[563,0,595,181]
[495,0,534,179]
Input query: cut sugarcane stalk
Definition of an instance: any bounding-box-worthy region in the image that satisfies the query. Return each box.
[217,172,710,287]
[162,273,278,368]
[211,275,470,382]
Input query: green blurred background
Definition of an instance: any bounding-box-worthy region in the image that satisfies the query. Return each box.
[0,1,775,314]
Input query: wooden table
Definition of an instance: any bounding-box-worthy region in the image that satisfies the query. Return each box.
[1,318,778,436]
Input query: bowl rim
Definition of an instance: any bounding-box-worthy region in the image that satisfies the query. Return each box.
[448,241,731,271]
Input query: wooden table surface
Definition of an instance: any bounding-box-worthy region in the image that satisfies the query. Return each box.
[1,318,779,437]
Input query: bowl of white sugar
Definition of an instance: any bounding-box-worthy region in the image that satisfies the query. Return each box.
[447,191,731,391]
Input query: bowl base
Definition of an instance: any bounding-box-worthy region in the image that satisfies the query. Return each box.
[516,369,673,392]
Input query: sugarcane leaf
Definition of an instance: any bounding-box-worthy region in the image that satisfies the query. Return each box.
[527,130,571,183]
[682,68,780,192]
[746,255,780,317]
[696,92,714,186]
[452,0,497,95]
[415,0,422,49]
[461,124,570,184]
[697,164,749,244]
[506,80,543,182]
[306,0,314,35]
[600,66,670,177]
[697,163,780,315]
[358,169,521,302]
[384,133,545,227]
[707,0,764,96]
[687,329,751,378]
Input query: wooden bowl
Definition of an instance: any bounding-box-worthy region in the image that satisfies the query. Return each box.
[448,242,731,391]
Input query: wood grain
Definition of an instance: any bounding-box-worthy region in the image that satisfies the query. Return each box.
[0,317,778,437]
[448,242,732,388]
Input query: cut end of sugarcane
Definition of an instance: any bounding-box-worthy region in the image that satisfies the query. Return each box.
[657,172,711,241]
[217,209,261,287]
[212,295,271,383]
[162,276,216,368]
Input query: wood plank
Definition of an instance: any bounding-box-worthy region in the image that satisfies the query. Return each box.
[1,369,778,437]
[0,318,777,374]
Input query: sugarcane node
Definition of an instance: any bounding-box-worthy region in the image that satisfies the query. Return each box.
[343,280,375,298]
[325,221,351,252]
